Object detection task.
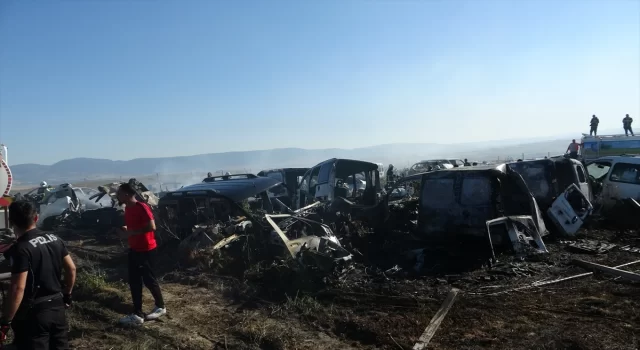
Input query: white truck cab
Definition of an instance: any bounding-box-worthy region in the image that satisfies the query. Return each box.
[586,155,640,210]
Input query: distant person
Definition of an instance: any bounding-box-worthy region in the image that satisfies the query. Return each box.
[590,115,599,136]
[623,114,634,136]
[37,181,48,195]
[116,183,166,326]
[386,164,395,182]
[207,172,212,178]
[566,139,580,159]
[463,158,471,166]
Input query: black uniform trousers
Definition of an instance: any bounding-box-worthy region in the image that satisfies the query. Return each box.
[128,249,164,317]
[13,298,69,350]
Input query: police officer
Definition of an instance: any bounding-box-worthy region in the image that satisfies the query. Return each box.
[0,200,76,349]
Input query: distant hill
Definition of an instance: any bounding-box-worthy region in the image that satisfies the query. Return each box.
[9,139,570,185]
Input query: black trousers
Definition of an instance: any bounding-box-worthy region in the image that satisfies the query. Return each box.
[128,249,164,316]
[13,300,69,350]
[625,126,634,136]
[590,126,598,136]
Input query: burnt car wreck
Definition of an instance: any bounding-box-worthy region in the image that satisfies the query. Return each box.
[33,178,158,232]
[379,165,550,259]
[157,173,353,270]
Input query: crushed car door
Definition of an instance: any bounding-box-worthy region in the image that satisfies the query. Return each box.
[574,163,592,202]
[547,183,593,236]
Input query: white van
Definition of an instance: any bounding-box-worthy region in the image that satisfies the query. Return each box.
[586,156,640,210]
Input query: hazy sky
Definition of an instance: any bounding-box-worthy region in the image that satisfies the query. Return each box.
[1,0,639,165]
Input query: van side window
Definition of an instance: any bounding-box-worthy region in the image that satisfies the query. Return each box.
[610,163,640,184]
[576,166,586,183]
[318,163,332,184]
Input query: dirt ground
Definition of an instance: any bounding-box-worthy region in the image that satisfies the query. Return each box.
[54,227,640,350]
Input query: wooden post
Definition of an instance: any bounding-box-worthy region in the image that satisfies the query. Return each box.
[413,288,460,350]
[572,259,640,282]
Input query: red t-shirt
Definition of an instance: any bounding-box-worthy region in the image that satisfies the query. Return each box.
[124,202,157,252]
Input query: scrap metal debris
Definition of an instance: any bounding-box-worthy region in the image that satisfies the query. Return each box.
[562,239,617,254]
[572,259,640,282]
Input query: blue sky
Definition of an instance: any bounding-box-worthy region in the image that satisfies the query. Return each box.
[0,0,639,165]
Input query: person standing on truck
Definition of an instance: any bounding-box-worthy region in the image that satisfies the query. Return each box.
[623,114,634,136]
[566,139,580,159]
[590,115,599,136]
[1,200,76,349]
[116,183,166,326]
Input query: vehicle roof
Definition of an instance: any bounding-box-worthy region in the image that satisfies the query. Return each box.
[417,159,448,163]
[164,176,281,202]
[590,155,640,163]
[507,157,582,166]
[402,164,504,178]
[439,164,503,172]
[314,158,379,170]
[257,168,309,174]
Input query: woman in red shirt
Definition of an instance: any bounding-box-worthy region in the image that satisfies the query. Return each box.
[116,183,166,326]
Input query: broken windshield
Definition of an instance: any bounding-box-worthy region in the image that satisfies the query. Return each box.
[587,162,611,180]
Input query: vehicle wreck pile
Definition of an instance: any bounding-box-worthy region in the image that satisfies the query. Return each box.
[145,155,640,295]
[14,178,158,232]
[21,155,640,293]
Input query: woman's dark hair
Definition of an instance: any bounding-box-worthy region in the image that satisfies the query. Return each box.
[9,200,37,229]
[118,183,137,195]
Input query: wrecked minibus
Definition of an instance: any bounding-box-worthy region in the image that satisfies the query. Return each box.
[380,165,551,256]
[293,158,381,209]
[507,157,592,209]
[158,174,280,238]
[257,168,308,211]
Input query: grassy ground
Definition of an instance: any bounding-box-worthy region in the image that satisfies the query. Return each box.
[50,228,640,349]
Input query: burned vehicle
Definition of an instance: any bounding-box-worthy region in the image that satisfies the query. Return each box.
[506,157,593,236]
[159,174,351,271]
[265,207,352,272]
[380,165,551,257]
[293,158,381,210]
[37,184,114,230]
[407,160,453,175]
[257,168,308,211]
[507,157,592,210]
[158,174,281,238]
[35,179,158,232]
[88,178,159,208]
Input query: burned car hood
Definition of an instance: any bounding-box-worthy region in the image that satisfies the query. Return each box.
[170,177,282,202]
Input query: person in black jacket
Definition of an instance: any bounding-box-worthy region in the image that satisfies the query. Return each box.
[0,200,76,350]
[590,115,599,136]
[623,114,634,136]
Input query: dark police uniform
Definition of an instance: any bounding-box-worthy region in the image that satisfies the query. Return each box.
[4,229,70,350]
